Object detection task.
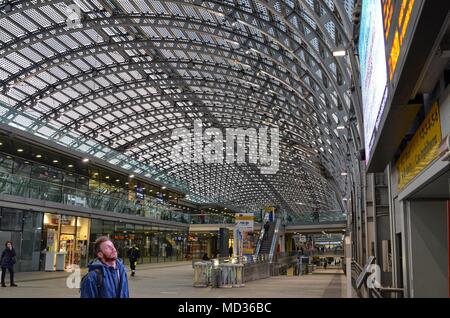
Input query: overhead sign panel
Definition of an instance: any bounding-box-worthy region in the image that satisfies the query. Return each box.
[396,102,442,190]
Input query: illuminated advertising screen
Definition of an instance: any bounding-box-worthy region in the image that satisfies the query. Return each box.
[136,186,144,200]
[359,0,389,163]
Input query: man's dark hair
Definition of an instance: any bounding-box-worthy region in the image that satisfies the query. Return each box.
[4,240,12,247]
[94,236,111,257]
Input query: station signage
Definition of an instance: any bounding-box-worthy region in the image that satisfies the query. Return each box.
[383,0,420,86]
[396,102,441,190]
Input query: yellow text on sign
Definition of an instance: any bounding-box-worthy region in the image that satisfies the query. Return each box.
[397,102,442,190]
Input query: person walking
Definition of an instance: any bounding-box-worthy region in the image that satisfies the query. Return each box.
[127,244,140,277]
[80,236,129,298]
[1,241,17,287]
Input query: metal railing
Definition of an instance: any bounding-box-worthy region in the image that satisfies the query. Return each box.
[269,218,281,263]
[0,172,193,223]
[254,214,270,257]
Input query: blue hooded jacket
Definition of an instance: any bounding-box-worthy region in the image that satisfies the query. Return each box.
[80,258,129,298]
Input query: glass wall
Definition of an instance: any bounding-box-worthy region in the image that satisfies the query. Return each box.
[87,218,188,265]
[0,208,43,272]
[0,152,196,224]
[0,207,187,271]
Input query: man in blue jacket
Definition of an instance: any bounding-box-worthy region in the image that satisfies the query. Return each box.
[80,236,129,298]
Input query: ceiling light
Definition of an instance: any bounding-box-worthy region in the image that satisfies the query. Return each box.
[161,186,167,190]
[68,164,74,168]
[337,126,346,130]
[125,182,129,185]
[129,175,134,178]
[0,142,2,146]
[17,149,23,152]
[333,49,347,57]
[105,176,110,179]
[53,160,58,163]
[82,158,89,163]
[116,179,120,182]
[341,172,348,176]
[36,154,42,158]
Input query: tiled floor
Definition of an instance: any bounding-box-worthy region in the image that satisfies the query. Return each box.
[0,262,356,298]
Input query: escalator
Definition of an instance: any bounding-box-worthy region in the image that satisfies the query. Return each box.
[255,218,281,263]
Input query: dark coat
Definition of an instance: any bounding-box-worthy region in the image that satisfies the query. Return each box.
[127,247,140,261]
[0,248,16,268]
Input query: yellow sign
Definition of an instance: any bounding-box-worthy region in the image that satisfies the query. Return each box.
[397,102,442,190]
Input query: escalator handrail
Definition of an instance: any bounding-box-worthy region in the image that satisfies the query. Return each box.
[268,218,281,263]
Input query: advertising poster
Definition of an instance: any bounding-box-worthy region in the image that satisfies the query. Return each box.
[235,213,254,255]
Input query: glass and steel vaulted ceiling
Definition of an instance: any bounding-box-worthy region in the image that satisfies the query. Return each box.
[0,0,360,222]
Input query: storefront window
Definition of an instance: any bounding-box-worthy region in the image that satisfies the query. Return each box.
[12,157,31,178]
[88,219,104,261]
[41,213,60,271]
[0,208,23,231]
[0,153,13,175]
[75,217,90,268]
[59,215,76,269]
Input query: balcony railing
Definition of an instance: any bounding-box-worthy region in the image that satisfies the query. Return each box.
[0,172,193,224]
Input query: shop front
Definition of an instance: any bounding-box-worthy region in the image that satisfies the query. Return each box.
[186,232,218,260]
[41,213,90,271]
[0,207,189,272]
[388,101,449,297]
[88,218,188,265]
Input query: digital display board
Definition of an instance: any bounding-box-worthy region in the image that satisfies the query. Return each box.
[359,0,389,163]
[383,0,419,90]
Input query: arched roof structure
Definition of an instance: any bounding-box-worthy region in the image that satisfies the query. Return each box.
[0,0,361,223]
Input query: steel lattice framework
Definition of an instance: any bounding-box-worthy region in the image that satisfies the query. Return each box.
[0,0,361,223]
